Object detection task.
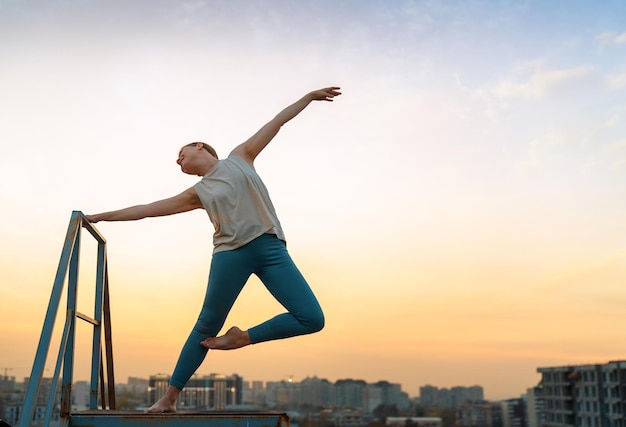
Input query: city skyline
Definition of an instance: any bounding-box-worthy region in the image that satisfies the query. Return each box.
[0,354,598,403]
[2,370,483,403]
[2,0,626,402]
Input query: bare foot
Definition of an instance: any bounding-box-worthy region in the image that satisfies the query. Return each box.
[200,326,251,350]
[144,398,176,413]
[144,387,179,413]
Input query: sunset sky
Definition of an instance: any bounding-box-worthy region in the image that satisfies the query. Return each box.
[1,0,626,401]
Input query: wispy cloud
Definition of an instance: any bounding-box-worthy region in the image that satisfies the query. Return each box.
[604,69,626,90]
[515,129,568,175]
[596,31,626,46]
[491,61,593,100]
[603,139,626,171]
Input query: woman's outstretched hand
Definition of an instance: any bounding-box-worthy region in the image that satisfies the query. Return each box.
[84,214,97,223]
[309,87,342,101]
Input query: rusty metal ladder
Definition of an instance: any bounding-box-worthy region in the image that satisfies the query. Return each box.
[19,211,115,427]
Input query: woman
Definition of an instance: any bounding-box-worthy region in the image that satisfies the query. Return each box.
[86,86,341,413]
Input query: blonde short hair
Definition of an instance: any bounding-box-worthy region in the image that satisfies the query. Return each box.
[182,142,218,159]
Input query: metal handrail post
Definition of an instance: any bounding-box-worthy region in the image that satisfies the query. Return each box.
[89,236,106,409]
[44,315,72,427]
[103,259,116,409]
[18,212,81,427]
[61,226,81,418]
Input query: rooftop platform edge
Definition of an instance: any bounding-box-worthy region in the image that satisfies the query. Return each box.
[69,410,290,427]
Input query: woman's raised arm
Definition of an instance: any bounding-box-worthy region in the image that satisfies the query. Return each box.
[86,187,203,223]
[233,87,341,165]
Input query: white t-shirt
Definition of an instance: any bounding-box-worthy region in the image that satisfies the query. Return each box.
[194,152,285,253]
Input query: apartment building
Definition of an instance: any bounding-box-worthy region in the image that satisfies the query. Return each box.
[149,373,242,410]
[537,360,626,427]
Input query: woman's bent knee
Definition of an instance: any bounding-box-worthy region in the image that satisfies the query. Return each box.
[306,310,325,334]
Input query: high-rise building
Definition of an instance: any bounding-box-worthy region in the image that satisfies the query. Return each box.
[454,386,484,405]
[300,376,333,407]
[334,379,368,409]
[149,373,242,410]
[364,385,382,413]
[526,386,544,427]
[366,381,410,411]
[0,374,15,392]
[419,385,439,407]
[72,381,89,407]
[419,385,484,408]
[456,402,503,427]
[266,380,300,406]
[537,360,626,427]
[243,380,266,406]
[148,373,170,406]
[500,398,526,427]
[3,378,63,426]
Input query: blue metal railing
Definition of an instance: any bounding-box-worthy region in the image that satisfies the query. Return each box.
[19,211,115,427]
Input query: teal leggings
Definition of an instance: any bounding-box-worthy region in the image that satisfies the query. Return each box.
[170,233,324,389]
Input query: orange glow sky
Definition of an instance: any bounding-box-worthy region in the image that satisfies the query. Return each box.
[1,1,626,401]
